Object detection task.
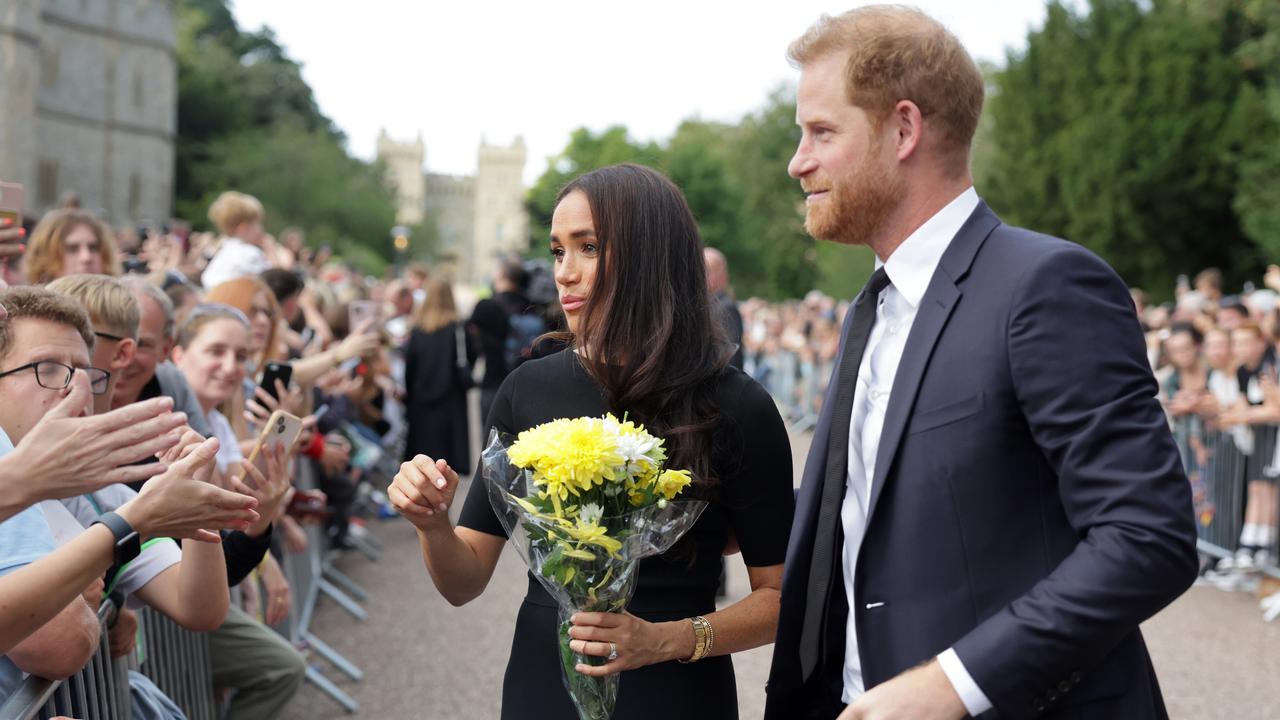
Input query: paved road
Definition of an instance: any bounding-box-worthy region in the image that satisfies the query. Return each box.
[284,429,1280,720]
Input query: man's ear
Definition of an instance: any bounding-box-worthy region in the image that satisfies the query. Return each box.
[891,99,925,162]
[112,338,136,372]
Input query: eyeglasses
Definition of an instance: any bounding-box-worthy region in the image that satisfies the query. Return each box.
[94,330,127,343]
[0,360,111,395]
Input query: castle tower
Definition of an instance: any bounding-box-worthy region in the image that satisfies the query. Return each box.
[471,136,528,284]
[376,130,426,226]
[0,0,176,224]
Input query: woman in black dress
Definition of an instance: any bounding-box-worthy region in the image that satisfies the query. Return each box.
[389,164,794,719]
[402,276,474,470]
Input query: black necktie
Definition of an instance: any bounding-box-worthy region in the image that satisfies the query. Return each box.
[799,266,891,680]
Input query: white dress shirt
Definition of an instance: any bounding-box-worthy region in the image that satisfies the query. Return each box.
[841,187,993,716]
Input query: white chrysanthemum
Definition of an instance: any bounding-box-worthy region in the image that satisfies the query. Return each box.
[579,502,603,526]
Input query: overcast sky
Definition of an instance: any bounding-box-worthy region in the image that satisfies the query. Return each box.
[231,1,1051,183]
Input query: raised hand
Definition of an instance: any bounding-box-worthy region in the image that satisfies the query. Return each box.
[231,442,292,536]
[388,454,460,531]
[116,437,260,543]
[9,386,187,499]
[335,321,382,363]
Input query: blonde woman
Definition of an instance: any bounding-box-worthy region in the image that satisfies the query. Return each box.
[24,209,120,284]
[402,276,475,469]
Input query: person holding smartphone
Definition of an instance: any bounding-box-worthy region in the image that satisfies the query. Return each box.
[170,303,306,719]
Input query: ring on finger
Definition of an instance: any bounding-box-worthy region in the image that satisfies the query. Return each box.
[607,642,618,661]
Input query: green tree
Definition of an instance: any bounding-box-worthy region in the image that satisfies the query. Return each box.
[984,0,1260,296]
[525,126,662,247]
[1232,0,1280,260]
[174,0,395,272]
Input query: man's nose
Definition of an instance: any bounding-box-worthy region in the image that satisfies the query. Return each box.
[788,142,815,179]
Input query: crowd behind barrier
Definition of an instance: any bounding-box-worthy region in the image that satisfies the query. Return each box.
[736,270,1280,622]
[0,188,422,719]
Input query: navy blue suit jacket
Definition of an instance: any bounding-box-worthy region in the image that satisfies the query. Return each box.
[765,202,1198,719]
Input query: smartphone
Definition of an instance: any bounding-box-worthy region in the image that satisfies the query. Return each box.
[348,300,380,332]
[0,182,24,259]
[243,409,304,479]
[259,361,293,401]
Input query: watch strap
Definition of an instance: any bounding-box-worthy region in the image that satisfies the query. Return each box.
[93,511,136,542]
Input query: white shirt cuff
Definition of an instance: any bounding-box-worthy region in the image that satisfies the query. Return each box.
[937,648,993,717]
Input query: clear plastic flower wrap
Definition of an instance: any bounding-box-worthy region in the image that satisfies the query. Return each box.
[482,424,708,720]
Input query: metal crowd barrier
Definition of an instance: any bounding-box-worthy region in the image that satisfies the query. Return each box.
[0,602,215,720]
[275,457,372,714]
[1185,421,1280,579]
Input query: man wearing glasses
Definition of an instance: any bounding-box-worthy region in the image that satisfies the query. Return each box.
[0,285,260,703]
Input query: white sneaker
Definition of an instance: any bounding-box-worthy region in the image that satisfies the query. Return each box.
[1235,549,1256,571]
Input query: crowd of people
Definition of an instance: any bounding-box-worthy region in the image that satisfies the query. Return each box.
[0,186,506,718]
[1136,268,1280,586]
[731,263,1280,600]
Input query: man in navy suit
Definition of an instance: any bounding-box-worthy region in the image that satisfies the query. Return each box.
[765,7,1198,720]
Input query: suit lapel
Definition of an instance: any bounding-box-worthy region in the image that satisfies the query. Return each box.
[863,202,1001,530]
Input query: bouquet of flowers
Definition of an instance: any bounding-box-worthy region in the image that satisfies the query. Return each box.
[482,415,707,720]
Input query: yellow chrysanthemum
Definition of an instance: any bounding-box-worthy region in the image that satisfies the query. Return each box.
[563,518,624,557]
[507,417,626,505]
[655,469,693,501]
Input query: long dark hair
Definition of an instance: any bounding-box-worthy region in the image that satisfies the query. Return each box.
[554,164,730,492]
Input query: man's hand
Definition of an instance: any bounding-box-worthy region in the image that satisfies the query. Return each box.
[8,385,187,500]
[81,577,105,613]
[838,661,968,720]
[108,607,138,658]
[116,437,260,543]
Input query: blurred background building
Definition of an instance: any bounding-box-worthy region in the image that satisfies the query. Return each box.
[0,0,177,224]
[378,131,527,285]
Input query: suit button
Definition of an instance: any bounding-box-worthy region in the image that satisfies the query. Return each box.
[1058,680,1071,693]
[1047,691,1058,703]
[1033,701,1046,713]
[1071,671,1082,683]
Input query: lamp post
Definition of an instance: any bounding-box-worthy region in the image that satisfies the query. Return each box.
[391,224,410,272]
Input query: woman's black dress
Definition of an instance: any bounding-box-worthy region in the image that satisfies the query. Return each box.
[458,350,794,720]
[403,322,473,469]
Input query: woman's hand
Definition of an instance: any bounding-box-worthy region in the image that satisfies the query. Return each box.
[280,514,310,554]
[567,611,692,677]
[232,443,291,536]
[244,384,285,427]
[388,455,460,532]
[335,323,382,364]
[260,555,293,626]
